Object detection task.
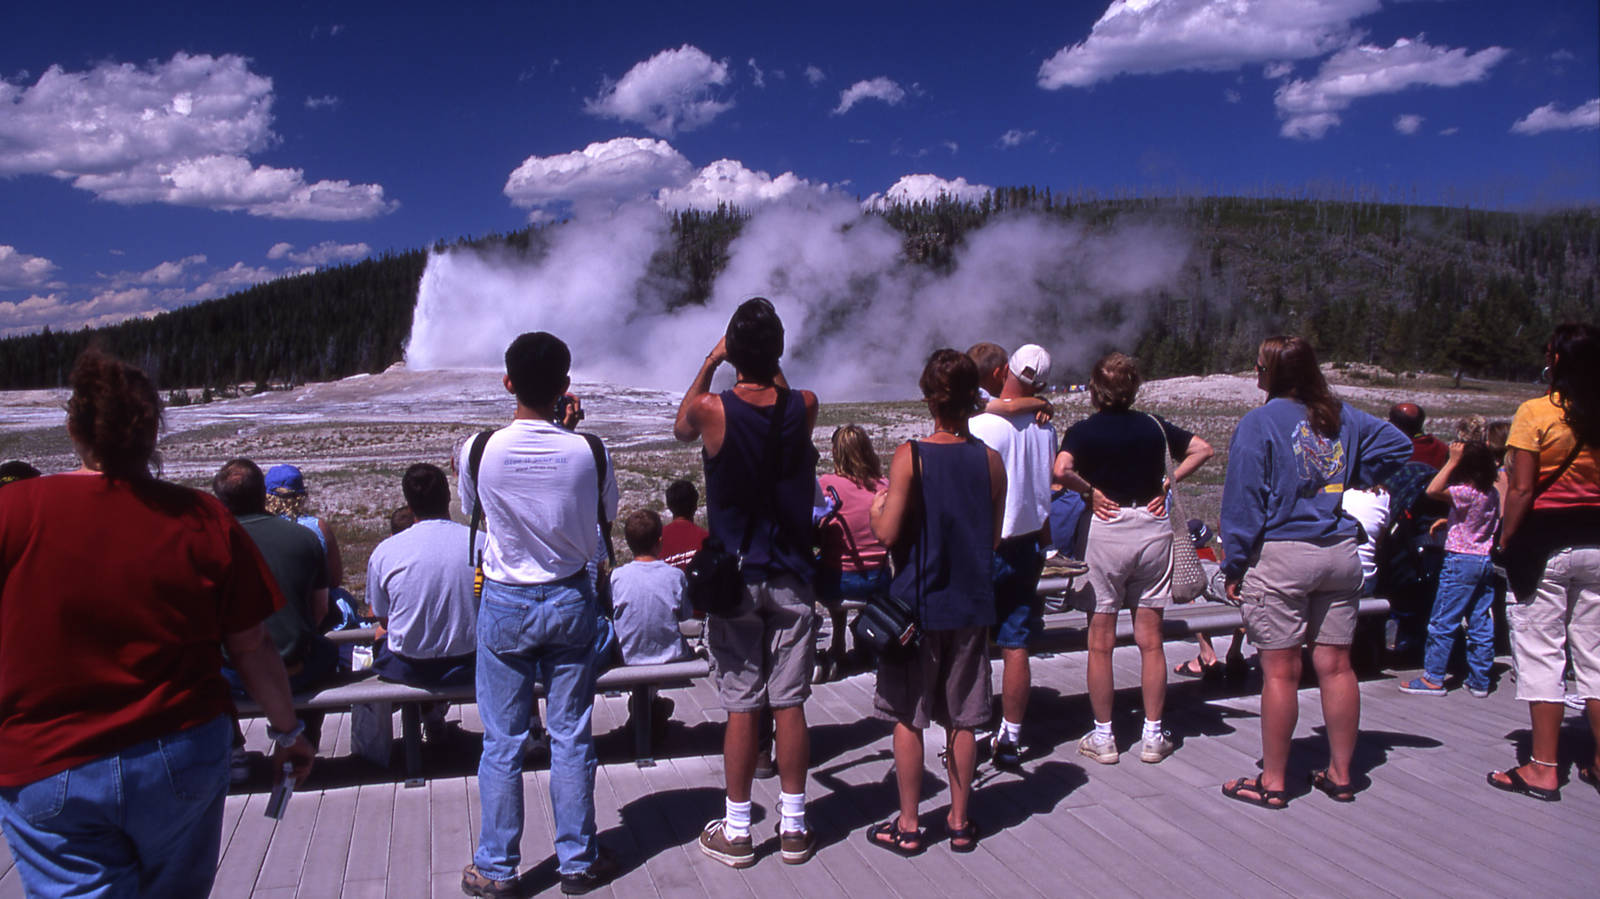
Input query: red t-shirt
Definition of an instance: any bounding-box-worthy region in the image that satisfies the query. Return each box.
[0,474,283,786]
[659,517,708,570]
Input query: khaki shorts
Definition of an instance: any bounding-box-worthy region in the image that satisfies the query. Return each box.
[707,573,818,712]
[1510,545,1600,702]
[873,627,992,730]
[1239,538,1362,650]
[1081,507,1173,614]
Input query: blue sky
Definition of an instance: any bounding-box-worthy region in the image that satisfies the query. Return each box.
[1,0,1596,336]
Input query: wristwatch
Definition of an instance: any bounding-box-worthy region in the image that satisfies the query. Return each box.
[266,720,306,749]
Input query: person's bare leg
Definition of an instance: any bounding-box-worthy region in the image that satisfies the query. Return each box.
[830,609,848,662]
[1589,698,1600,774]
[1001,647,1031,728]
[1492,701,1566,792]
[1311,643,1359,785]
[1134,607,1167,721]
[724,709,757,802]
[892,723,923,832]
[773,705,810,796]
[1086,612,1117,723]
[1194,632,1219,667]
[1256,647,1303,792]
[945,728,977,829]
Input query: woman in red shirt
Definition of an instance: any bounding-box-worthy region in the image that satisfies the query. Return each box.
[0,350,313,897]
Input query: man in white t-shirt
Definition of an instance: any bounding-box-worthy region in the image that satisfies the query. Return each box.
[1342,486,1391,596]
[967,343,1056,771]
[457,332,620,898]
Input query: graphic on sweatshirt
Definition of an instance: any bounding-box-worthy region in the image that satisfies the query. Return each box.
[1291,420,1345,493]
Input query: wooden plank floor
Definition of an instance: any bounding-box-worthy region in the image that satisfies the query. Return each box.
[3,639,1597,898]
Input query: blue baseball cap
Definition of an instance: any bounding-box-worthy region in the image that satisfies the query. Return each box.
[264,464,306,495]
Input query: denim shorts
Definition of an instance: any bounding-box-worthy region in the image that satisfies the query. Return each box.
[993,538,1046,649]
[814,566,890,604]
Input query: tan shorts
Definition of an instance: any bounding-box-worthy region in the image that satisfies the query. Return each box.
[1510,545,1600,702]
[1239,538,1362,650]
[1081,507,1173,614]
[707,573,818,712]
[873,627,992,730]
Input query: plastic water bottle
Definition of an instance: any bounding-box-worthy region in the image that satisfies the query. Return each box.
[265,762,294,819]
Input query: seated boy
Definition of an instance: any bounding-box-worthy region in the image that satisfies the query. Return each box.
[612,509,694,665]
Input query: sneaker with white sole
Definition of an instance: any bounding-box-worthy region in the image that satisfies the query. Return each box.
[1139,730,1175,763]
[1077,731,1118,764]
[989,734,1022,771]
[777,824,815,865]
[698,819,755,868]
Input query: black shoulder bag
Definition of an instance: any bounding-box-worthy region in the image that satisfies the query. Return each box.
[685,388,789,617]
[1499,438,1585,601]
[851,441,922,660]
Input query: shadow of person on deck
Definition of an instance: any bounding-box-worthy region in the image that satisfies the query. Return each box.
[1286,726,1444,792]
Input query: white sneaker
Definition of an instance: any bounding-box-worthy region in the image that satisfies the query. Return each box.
[1077,731,1119,765]
[1139,730,1175,763]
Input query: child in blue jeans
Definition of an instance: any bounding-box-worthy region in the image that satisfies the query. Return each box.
[1400,440,1501,697]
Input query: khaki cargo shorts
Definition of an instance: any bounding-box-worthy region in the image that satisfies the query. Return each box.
[706,573,818,712]
[1239,538,1362,650]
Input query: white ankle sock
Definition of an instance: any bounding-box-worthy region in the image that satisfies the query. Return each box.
[1143,718,1163,739]
[724,798,752,838]
[1093,719,1113,738]
[999,719,1022,743]
[778,791,807,833]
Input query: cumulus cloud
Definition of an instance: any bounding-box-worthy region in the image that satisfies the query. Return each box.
[132,254,207,285]
[1263,60,1296,79]
[304,95,339,109]
[0,52,394,219]
[1394,113,1423,134]
[999,128,1037,148]
[1511,98,1600,135]
[0,258,293,335]
[1038,0,1379,89]
[862,173,992,209]
[0,245,57,289]
[805,65,826,85]
[657,159,830,211]
[833,77,905,114]
[265,240,372,266]
[584,45,733,137]
[1274,37,1508,139]
[504,138,695,217]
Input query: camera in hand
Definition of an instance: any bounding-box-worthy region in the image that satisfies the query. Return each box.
[554,395,584,430]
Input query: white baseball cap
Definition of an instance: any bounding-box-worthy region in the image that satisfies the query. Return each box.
[1009,344,1051,388]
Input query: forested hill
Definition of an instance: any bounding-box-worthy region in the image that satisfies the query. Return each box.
[2,193,1595,390]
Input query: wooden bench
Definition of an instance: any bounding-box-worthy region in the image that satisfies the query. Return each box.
[236,658,710,785]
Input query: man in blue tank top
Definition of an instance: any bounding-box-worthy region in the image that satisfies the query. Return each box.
[675,298,821,869]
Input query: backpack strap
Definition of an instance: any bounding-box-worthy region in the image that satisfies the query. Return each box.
[466,428,495,565]
[582,432,615,566]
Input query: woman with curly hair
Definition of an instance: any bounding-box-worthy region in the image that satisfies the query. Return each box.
[1489,322,1600,801]
[0,348,312,896]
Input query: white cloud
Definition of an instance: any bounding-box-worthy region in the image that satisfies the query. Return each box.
[1511,98,1600,135]
[1264,60,1296,79]
[132,254,206,285]
[941,140,960,154]
[1038,0,1379,89]
[1439,126,1459,135]
[504,138,695,215]
[584,45,733,137]
[304,95,339,109]
[265,240,372,266]
[1274,36,1508,139]
[805,65,826,85]
[0,52,394,219]
[862,173,992,209]
[0,245,57,288]
[999,128,1037,148]
[658,159,830,211]
[833,77,906,114]
[748,59,765,88]
[1394,113,1423,134]
[1224,88,1242,103]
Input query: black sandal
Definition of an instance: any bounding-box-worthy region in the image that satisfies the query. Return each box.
[1222,776,1289,809]
[866,820,924,857]
[1308,769,1356,802]
[946,818,980,853]
[1487,768,1560,802]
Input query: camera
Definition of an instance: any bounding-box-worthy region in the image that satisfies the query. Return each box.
[554,395,584,430]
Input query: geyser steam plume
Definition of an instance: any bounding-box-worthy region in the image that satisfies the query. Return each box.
[406,196,1191,400]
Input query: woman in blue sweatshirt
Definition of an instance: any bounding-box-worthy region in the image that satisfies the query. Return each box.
[1219,336,1410,808]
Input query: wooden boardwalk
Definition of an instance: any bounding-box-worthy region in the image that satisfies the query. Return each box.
[3,640,1597,898]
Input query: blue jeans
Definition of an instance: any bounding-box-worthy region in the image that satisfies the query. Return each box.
[474,574,599,879]
[1424,551,1497,690]
[0,714,231,898]
[993,538,1046,649]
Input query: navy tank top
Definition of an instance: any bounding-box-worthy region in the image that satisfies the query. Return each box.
[704,389,819,583]
[889,438,996,631]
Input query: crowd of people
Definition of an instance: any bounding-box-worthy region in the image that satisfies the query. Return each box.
[0,308,1595,898]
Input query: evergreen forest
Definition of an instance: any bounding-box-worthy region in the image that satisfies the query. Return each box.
[1,192,1595,390]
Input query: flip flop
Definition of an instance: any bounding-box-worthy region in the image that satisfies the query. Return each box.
[1222,775,1289,809]
[866,820,925,857]
[1309,769,1357,802]
[1173,658,1210,678]
[1487,768,1560,802]
[1578,766,1600,798]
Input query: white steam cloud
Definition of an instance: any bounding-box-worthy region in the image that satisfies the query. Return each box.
[406,195,1190,400]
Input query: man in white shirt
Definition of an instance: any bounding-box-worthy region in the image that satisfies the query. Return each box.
[1342,486,1391,596]
[967,343,1056,771]
[458,332,619,898]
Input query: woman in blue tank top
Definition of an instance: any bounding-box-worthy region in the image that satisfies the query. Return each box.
[865,348,1006,857]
